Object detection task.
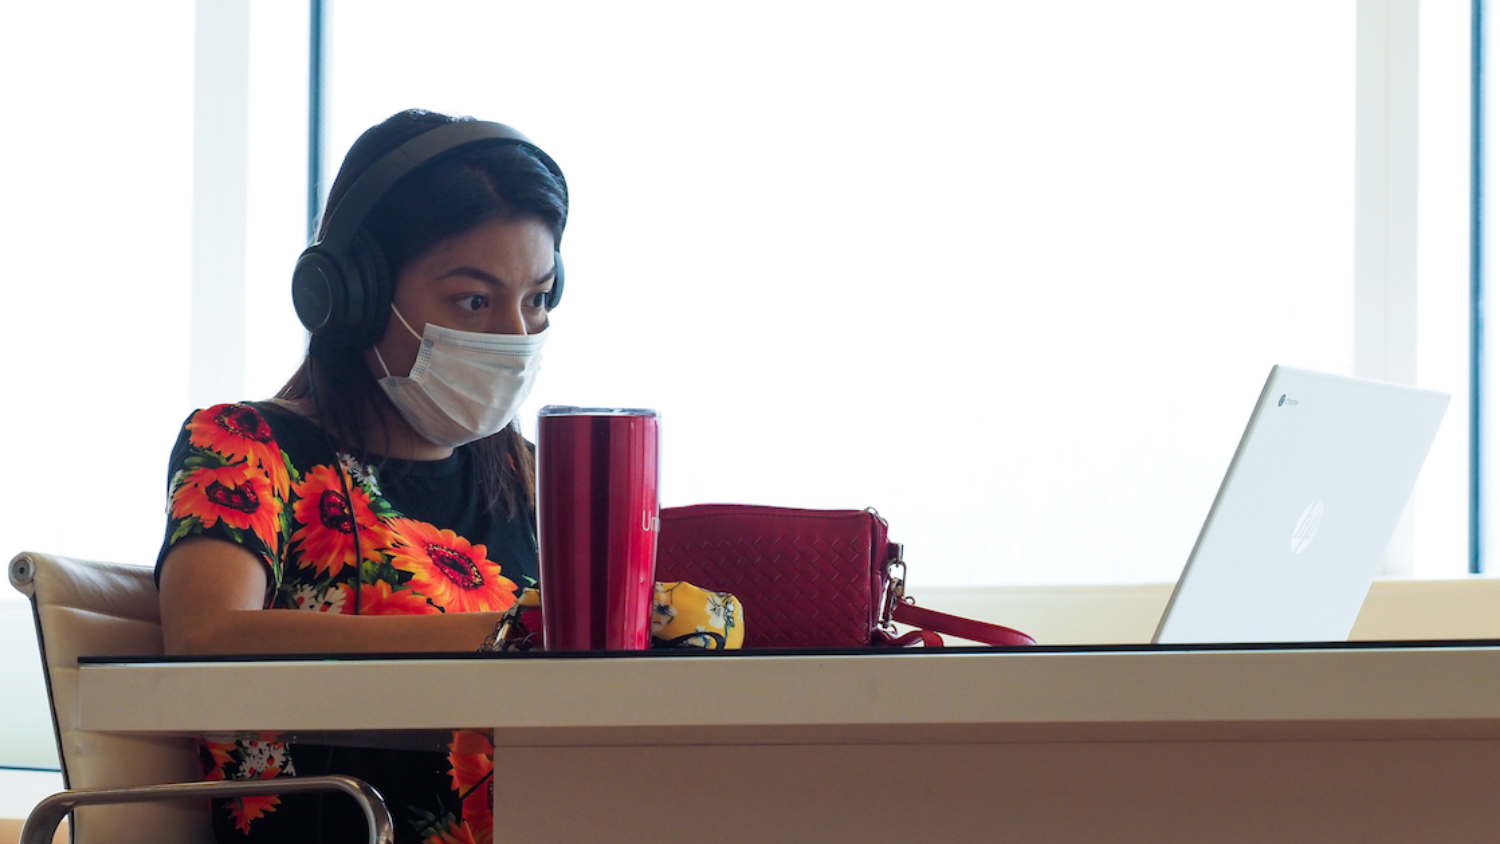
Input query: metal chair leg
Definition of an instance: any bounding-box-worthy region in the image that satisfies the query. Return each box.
[19,775,394,844]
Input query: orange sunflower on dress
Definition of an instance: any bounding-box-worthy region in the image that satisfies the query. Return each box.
[200,739,236,781]
[421,817,480,844]
[336,579,440,616]
[228,798,278,835]
[289,464,394,578]
[171,462,281,551]
[226,776,281,835]
[198,738,284,835]
[387,518,517,613]
[446,729,494,844]
[186,404,289,497]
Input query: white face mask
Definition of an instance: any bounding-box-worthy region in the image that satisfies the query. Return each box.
[373,306,548,448]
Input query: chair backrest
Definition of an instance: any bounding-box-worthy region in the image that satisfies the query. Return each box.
[9,551,213,844]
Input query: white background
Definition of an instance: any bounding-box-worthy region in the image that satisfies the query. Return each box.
[316,1,1468,585]
[0,1,1475,597]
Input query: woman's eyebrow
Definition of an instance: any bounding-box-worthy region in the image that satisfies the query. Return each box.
[437,267,505,287]
[436,266,557,287]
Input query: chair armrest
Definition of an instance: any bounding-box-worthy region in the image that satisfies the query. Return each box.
[19,775,393,844]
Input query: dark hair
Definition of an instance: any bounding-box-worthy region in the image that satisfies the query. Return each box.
[277,109,568,519]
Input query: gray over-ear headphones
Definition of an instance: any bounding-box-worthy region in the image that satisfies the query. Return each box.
[291,120,568,346]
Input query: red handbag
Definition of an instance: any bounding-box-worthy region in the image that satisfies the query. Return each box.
[655,504,1036,649]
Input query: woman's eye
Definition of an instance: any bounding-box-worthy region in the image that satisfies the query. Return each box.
[528,290,551,310]
[459,295,487,312]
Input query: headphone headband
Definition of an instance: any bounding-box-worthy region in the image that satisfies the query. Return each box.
[316,120,568,257]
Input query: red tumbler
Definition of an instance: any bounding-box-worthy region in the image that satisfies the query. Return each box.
[536,406,661,650]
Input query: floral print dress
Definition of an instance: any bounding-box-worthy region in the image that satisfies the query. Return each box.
[155,402,536,844]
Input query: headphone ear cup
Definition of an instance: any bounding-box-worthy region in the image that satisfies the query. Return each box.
[546,250,565,310]
[292,245,346,335]
[347,229,394,347]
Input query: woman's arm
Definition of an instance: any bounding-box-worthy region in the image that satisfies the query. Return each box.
[158,537,504,656]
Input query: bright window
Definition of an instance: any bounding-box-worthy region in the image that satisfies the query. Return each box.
[325,1,1366,585]
[0,3,195,575]
[0,2,1474,591]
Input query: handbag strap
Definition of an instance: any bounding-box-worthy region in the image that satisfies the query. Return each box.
[891,601,1037,647]
[872,628,945,648]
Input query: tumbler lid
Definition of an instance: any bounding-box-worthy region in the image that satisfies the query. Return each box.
[538,405,660,418]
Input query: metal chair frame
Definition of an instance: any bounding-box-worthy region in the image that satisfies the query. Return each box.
[9,551,395,844]
[19,777,394,844]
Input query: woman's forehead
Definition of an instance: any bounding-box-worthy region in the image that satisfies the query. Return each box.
[403,218,555,285]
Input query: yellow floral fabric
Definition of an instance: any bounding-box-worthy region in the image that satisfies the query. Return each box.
[651,581,745,649]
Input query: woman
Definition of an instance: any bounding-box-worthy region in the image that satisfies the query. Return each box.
[155,109,566,844]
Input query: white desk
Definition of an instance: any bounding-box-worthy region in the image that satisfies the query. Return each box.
[80,645,1500,843]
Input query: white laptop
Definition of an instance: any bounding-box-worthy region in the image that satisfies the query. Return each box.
[1152,365,1449,644]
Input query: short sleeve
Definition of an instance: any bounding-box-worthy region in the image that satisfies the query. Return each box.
[155,404,293,599]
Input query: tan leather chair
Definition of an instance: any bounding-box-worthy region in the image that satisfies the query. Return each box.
[8,551,393,844]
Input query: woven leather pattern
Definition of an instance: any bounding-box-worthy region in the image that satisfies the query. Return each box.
[655,505,886,648]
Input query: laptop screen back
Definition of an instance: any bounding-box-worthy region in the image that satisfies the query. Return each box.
[1152,366,1448,644]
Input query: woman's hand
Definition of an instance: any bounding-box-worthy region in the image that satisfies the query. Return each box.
[158,537,504,656]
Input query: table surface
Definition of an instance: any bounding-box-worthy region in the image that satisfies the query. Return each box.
[78,642,1500,747]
